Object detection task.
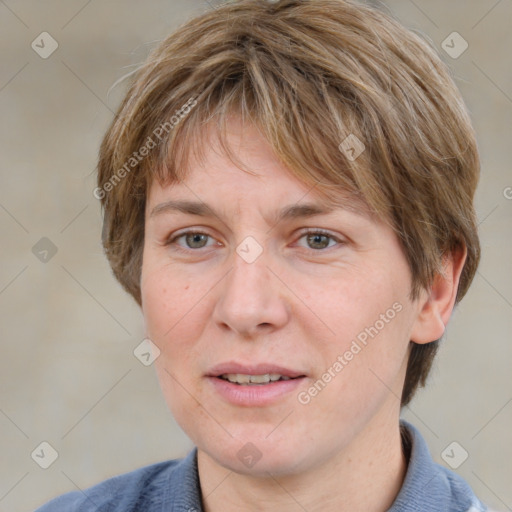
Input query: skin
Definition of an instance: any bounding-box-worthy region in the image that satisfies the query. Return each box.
[140,117,466,512]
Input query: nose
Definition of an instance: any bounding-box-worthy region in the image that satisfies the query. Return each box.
[212,244,290,338]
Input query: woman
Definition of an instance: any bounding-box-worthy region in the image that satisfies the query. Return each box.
[37,0,492,510]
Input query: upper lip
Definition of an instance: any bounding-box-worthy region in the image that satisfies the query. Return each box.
[207,362,306,379]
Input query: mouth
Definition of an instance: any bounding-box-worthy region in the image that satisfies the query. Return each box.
[218,373,299,385]
[208,362,306,382]
[206,362,307,406]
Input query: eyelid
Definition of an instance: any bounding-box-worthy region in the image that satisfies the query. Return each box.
[297,227,342,240]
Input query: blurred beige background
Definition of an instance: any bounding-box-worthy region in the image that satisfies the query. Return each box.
[0,1,511,511]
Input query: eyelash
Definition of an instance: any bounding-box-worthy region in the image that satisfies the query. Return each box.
[164,228,344,254]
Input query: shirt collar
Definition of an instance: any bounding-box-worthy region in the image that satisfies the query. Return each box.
[163,420,483,512]
[389,419,484,512]
[164,448,202,512]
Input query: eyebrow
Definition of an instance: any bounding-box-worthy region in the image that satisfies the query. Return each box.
[149,199,340,223]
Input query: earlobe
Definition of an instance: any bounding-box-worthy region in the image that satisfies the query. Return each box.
[410,245,467,344]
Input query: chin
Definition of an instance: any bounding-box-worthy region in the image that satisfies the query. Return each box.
[199,431,312,477]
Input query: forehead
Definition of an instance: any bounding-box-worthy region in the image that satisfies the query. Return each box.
[147,118,374,221]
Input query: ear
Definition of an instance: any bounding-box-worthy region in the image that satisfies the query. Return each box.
[410,245,467,344]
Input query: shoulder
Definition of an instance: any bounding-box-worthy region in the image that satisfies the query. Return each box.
[393,421,491,512]
[35,451,198,512]
[434,463,488,511]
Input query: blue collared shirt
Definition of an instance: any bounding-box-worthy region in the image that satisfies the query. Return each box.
[35,420,491,511]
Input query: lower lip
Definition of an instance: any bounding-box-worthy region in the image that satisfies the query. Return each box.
[207,376,305,407]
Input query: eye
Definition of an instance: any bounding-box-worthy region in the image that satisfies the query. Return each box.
[166,231,217,251]
[165,228,343,253]
[296,229,342,250]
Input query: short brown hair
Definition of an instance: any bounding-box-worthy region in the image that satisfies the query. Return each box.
[96,0,480,406]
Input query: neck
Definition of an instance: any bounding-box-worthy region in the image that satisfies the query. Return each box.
[197,418,407,512]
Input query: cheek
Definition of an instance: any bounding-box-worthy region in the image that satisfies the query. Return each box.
[302,268,412,390]
[141,261,195,344]
[143,267,206,414]
[301,267,405,340]
[141,260,215,391]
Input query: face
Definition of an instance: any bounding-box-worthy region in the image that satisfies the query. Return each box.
[141,118,426,476]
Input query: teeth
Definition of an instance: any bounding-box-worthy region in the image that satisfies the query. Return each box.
[235,373,251,384]
[221,373,292,385]
[248,374,269,384]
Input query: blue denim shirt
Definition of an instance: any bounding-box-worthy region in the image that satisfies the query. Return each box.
[35,420,491,511]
